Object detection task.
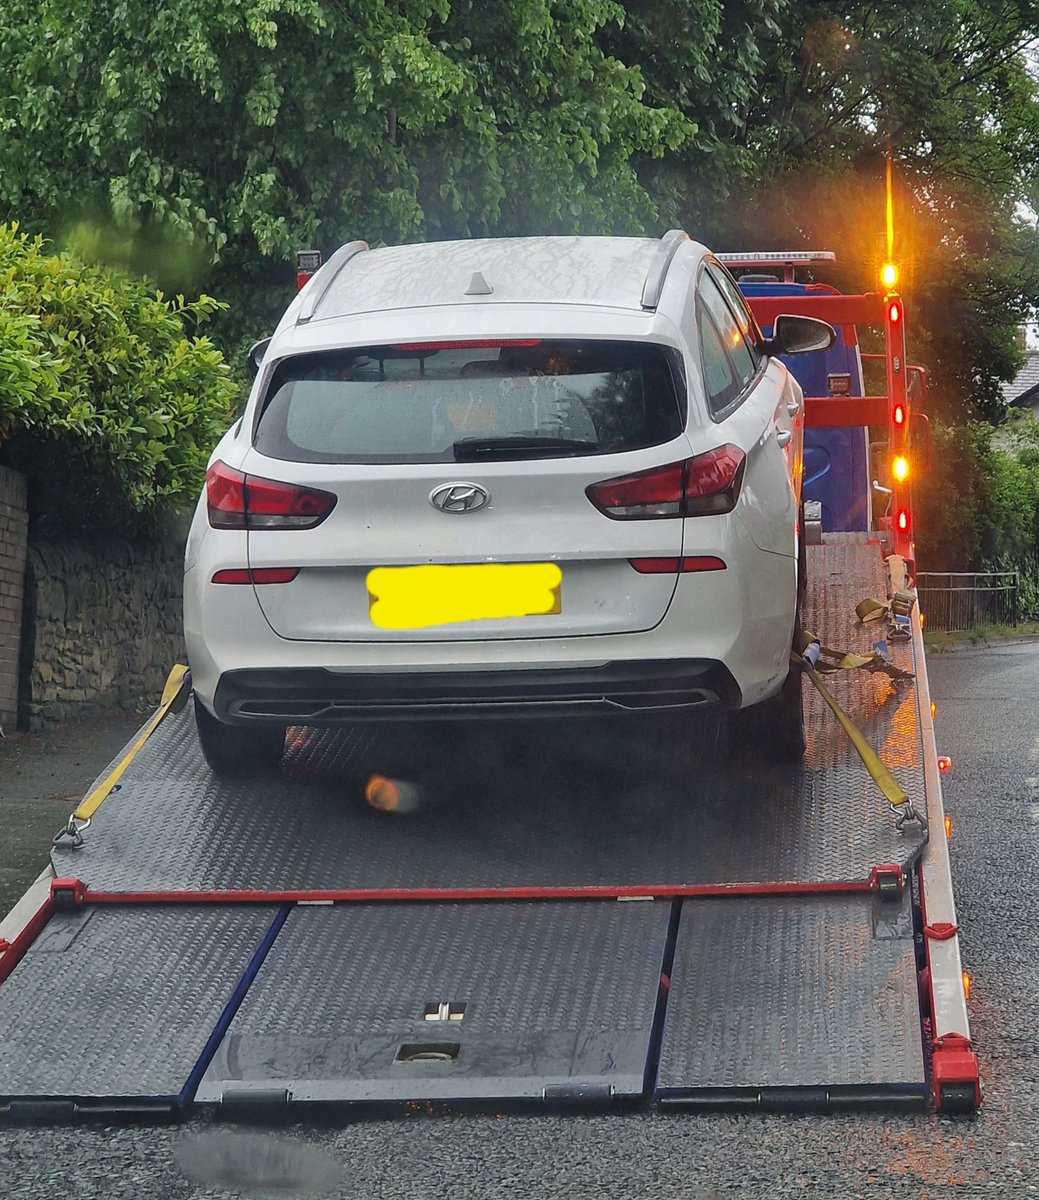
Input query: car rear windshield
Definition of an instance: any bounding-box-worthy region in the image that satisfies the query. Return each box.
[254,340,686,464]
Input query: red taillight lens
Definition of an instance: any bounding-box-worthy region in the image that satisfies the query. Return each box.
[211,568,301,584]
[206,461,247,526]
[586,446,746,519]
[629,556,727,573]
[206,461,337,530]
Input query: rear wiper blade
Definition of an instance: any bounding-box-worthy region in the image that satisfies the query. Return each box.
[452,436,600,460]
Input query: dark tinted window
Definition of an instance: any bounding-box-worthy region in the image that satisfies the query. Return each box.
[697,305,743,414]
[254,340,685,464]
[707,262,763,361]
[697,272,760,418]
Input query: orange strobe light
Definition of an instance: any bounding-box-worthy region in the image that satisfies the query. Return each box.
[945,815,954,840]
[881,262,899,290]
[963,971,974,1003]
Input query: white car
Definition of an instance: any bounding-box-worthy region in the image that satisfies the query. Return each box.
[183,233,834,776]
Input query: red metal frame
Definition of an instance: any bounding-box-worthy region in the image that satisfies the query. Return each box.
[0,893,55,985]
[44,870,904,909]
[746,280,916,562]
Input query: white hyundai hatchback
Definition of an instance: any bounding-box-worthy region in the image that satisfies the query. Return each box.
[183,233,834,777]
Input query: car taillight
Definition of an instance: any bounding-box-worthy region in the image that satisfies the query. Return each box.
[586,446,746,519]
[206,461,337,530]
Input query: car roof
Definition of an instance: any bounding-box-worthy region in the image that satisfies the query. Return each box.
[310,236,681,320]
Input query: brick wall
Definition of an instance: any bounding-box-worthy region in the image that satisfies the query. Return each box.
[0,468,28,729]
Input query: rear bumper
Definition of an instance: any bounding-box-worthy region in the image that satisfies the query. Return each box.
[212,660,742,725]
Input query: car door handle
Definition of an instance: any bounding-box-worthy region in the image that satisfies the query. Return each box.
[786,401,800,416]
[775,428,793,448]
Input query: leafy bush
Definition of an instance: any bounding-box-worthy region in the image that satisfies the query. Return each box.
[915,416,1039,618]
[0,224,237,533]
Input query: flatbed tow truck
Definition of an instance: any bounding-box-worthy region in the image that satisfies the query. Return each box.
[0,248,980,1119]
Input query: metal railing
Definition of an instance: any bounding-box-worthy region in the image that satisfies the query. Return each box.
[916,571,1020,632]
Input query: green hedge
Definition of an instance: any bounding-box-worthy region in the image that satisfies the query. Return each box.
[915,416,1039,618]
[0,223,237,533]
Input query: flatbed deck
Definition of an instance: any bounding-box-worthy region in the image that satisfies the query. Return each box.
[0,537,975,1116]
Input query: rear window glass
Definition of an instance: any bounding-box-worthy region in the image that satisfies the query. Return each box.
[254,340,686,464]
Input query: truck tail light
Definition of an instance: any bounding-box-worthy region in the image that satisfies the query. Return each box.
[586,446,746,519]
[207,461,337,530]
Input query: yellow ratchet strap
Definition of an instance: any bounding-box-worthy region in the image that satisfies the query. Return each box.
[794,647,926,832]
[54,665,191,846]
[855,597,890,623]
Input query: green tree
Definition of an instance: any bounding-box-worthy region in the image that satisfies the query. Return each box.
[660,0,1039,423]
[0,0,695,351]
[0,225,237,535]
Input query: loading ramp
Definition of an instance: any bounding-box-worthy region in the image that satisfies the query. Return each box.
[0,539,976,1116]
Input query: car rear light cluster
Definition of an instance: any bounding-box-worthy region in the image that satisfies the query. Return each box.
[586,445,746,519]
[207,461,337,529]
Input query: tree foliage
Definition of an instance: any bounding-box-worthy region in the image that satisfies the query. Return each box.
[0,0,697,351]
[0,224,236,533]
[3,2,1039,442]
[664,0,1039,424]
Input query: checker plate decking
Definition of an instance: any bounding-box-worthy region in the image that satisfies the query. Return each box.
[656,891,928,1105]
[197,901,670,1104]
[51,541,926,895]
[0,907,279,1111]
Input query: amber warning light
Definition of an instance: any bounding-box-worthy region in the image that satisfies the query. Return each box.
[881,262,899,290]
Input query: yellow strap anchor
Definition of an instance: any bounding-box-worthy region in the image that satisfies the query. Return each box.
[53,664,192,847]
[796,635,926,833]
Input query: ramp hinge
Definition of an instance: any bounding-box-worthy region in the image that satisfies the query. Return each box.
[869,865,906,900]
[542,1083,615,1106]
[50,879,87,911]
[2,1099,78,1120]
[220,1088,291,1110]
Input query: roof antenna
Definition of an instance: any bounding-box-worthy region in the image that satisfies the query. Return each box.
[465,271,493,296]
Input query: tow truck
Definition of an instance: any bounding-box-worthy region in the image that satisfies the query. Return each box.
[0,243,980,1118]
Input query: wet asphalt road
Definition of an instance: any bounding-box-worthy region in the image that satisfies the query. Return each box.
[3,642,1039,1198]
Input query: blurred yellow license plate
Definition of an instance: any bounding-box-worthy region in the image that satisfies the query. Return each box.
[367,563,562,630]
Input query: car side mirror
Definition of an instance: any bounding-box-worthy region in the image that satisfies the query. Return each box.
[761,315,836,356]
[248,337,272,379]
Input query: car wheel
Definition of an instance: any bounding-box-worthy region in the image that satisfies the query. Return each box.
[193,695,286,778]
[754,658,807,760]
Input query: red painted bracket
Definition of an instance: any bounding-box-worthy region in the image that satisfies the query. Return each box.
[933,1032,982,1111]
[748,293,886,329]
[804,396,891,428]
[926,922,959,941]
[51,878,89,910]
[869,864,906,898]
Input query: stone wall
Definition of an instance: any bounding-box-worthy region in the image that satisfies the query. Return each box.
[0,468,28,729]
[22,539,185,727]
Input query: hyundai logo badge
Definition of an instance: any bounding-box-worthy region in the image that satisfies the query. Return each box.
[429,482,490,514]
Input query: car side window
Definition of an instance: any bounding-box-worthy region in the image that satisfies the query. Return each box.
[697,303,743,415]
[707,263,763,363]
[696,271,757,418]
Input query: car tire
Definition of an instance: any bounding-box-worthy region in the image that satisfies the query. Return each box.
[193,695,286,778]
[754,658,807,760]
